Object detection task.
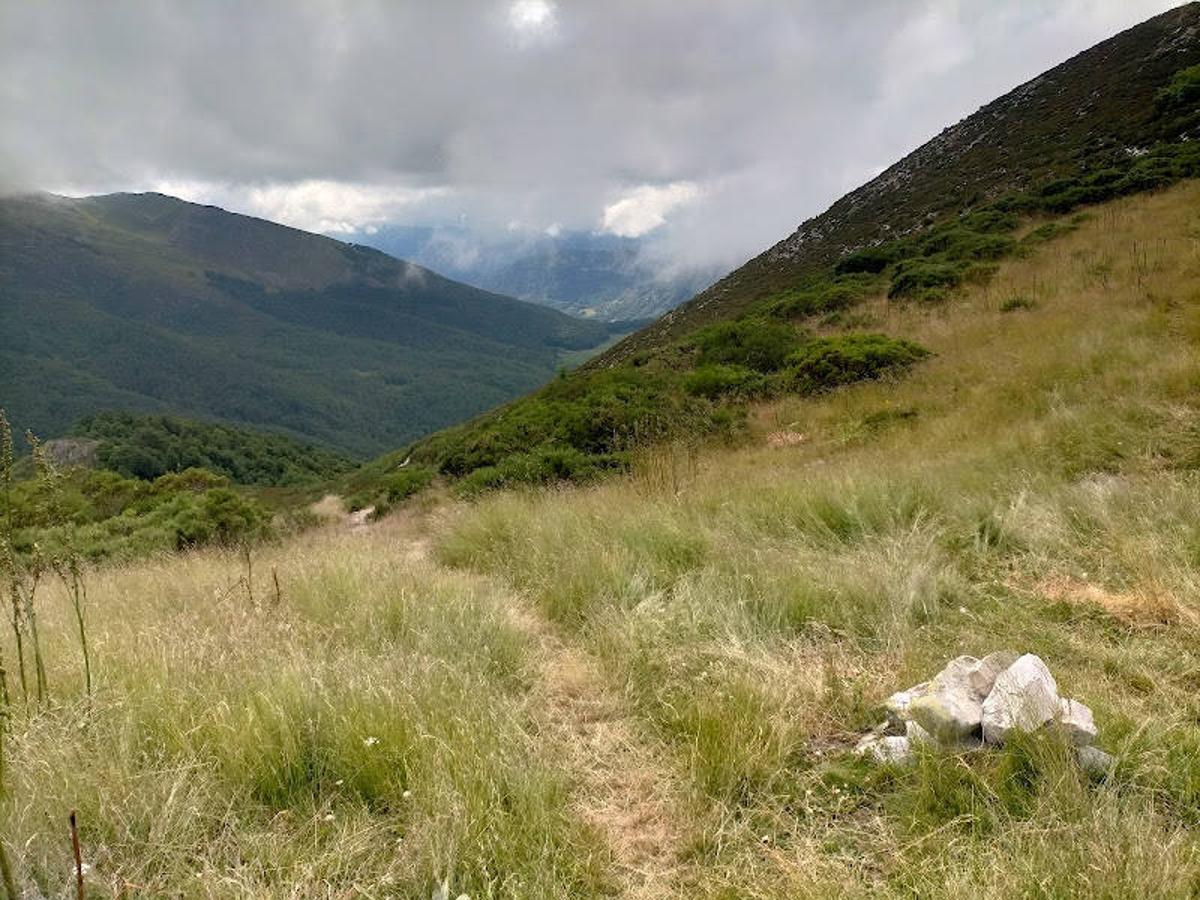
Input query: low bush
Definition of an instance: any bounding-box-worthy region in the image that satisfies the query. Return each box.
[888,260,969,300]
[692,319,805,372]
[835,245,901,275]
[1156,63,1200,112]
[683,365,765,399]
[767,274,880,320]
[782,334,930,394]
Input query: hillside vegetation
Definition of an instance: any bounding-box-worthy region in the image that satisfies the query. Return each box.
[5,177,1199,898]
[72,411,354,485]
[343,11,1200,501]
[0,192,624,455]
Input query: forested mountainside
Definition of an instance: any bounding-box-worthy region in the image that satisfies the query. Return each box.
[0,191,623,455]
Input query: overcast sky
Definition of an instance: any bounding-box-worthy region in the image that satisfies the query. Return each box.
[0,0,1183,271]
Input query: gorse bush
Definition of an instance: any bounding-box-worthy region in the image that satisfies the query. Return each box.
[783,334,931,394]
[1156,63,1200,109]
[888,260,970,300]
[682,365,765,400]
[692,319,805,372]
[766,274,879,319]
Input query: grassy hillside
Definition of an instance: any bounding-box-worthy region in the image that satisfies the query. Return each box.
[0,192,622,455]
[596,3,1200,360]
[345,13,1199,500]
[5,178,1199,898]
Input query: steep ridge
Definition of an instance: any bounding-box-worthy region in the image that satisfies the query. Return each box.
[595,3,1200,364]
[0,192,619,455]
[363,5,1199,498]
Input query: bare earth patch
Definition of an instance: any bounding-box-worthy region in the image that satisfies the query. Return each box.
[766,430,808,448]
[1030,575,1196,628]
[503,599,688,898]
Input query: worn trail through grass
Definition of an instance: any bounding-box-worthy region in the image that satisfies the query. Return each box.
[403,515,689,898]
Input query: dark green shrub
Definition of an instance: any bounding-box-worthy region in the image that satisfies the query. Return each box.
[382,466,434,503]
[835,246,900,275]
[170,488,269,550]
[782,334,930,394]
[1156,64,1200,111]
[683,365,765,399]
[767,275,878,319]
[693,320,804,372]
[918,228,1014,261]
[959,210,1020,234]
[889,260,968,299]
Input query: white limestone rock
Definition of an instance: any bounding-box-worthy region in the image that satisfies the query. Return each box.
[981,654,1059,745]
[856,734,913,765]
[1056,698,1098,746]
[908,655,986,743]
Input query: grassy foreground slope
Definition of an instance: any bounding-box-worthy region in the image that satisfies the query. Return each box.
[8,181,1200,897]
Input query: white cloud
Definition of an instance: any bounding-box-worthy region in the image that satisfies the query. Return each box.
[601,181,701,238]
[508,0,557,43]
[242,180,448,234]
[4,1,1184,271]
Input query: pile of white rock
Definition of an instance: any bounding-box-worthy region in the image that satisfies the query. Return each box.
[856,652,1114,775]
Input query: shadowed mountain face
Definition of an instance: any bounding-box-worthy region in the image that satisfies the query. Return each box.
[0,191,619,455]
[596,2,1200,365]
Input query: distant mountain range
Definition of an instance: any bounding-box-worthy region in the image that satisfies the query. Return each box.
[0,192,627,455]
[346,224,721,322]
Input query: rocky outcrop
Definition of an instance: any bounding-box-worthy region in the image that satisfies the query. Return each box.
[855,652,1109,773]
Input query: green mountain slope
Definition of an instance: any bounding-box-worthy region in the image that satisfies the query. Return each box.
[356,5,1199,497]
[0,192,618,455]
[596,3,1200,362]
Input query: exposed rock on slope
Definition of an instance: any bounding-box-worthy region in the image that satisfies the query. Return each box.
[596,3,1200,364]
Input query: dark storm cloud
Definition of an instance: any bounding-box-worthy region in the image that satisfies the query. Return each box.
[0,0,1181,269]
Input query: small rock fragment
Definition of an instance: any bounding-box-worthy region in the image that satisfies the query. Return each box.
[967,650,1019,697]
[1056,698,1098,746]
[884,682,929,728]
[1076,745,1115,777]
[981,653,1059,745]
[856,734,912,765]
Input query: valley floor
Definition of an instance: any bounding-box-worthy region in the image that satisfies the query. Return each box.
[6,182,1200,897]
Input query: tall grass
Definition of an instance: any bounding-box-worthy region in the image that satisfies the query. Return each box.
[1,520,614,897]
[4,181,1200,898]
[437,182,1200,896]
